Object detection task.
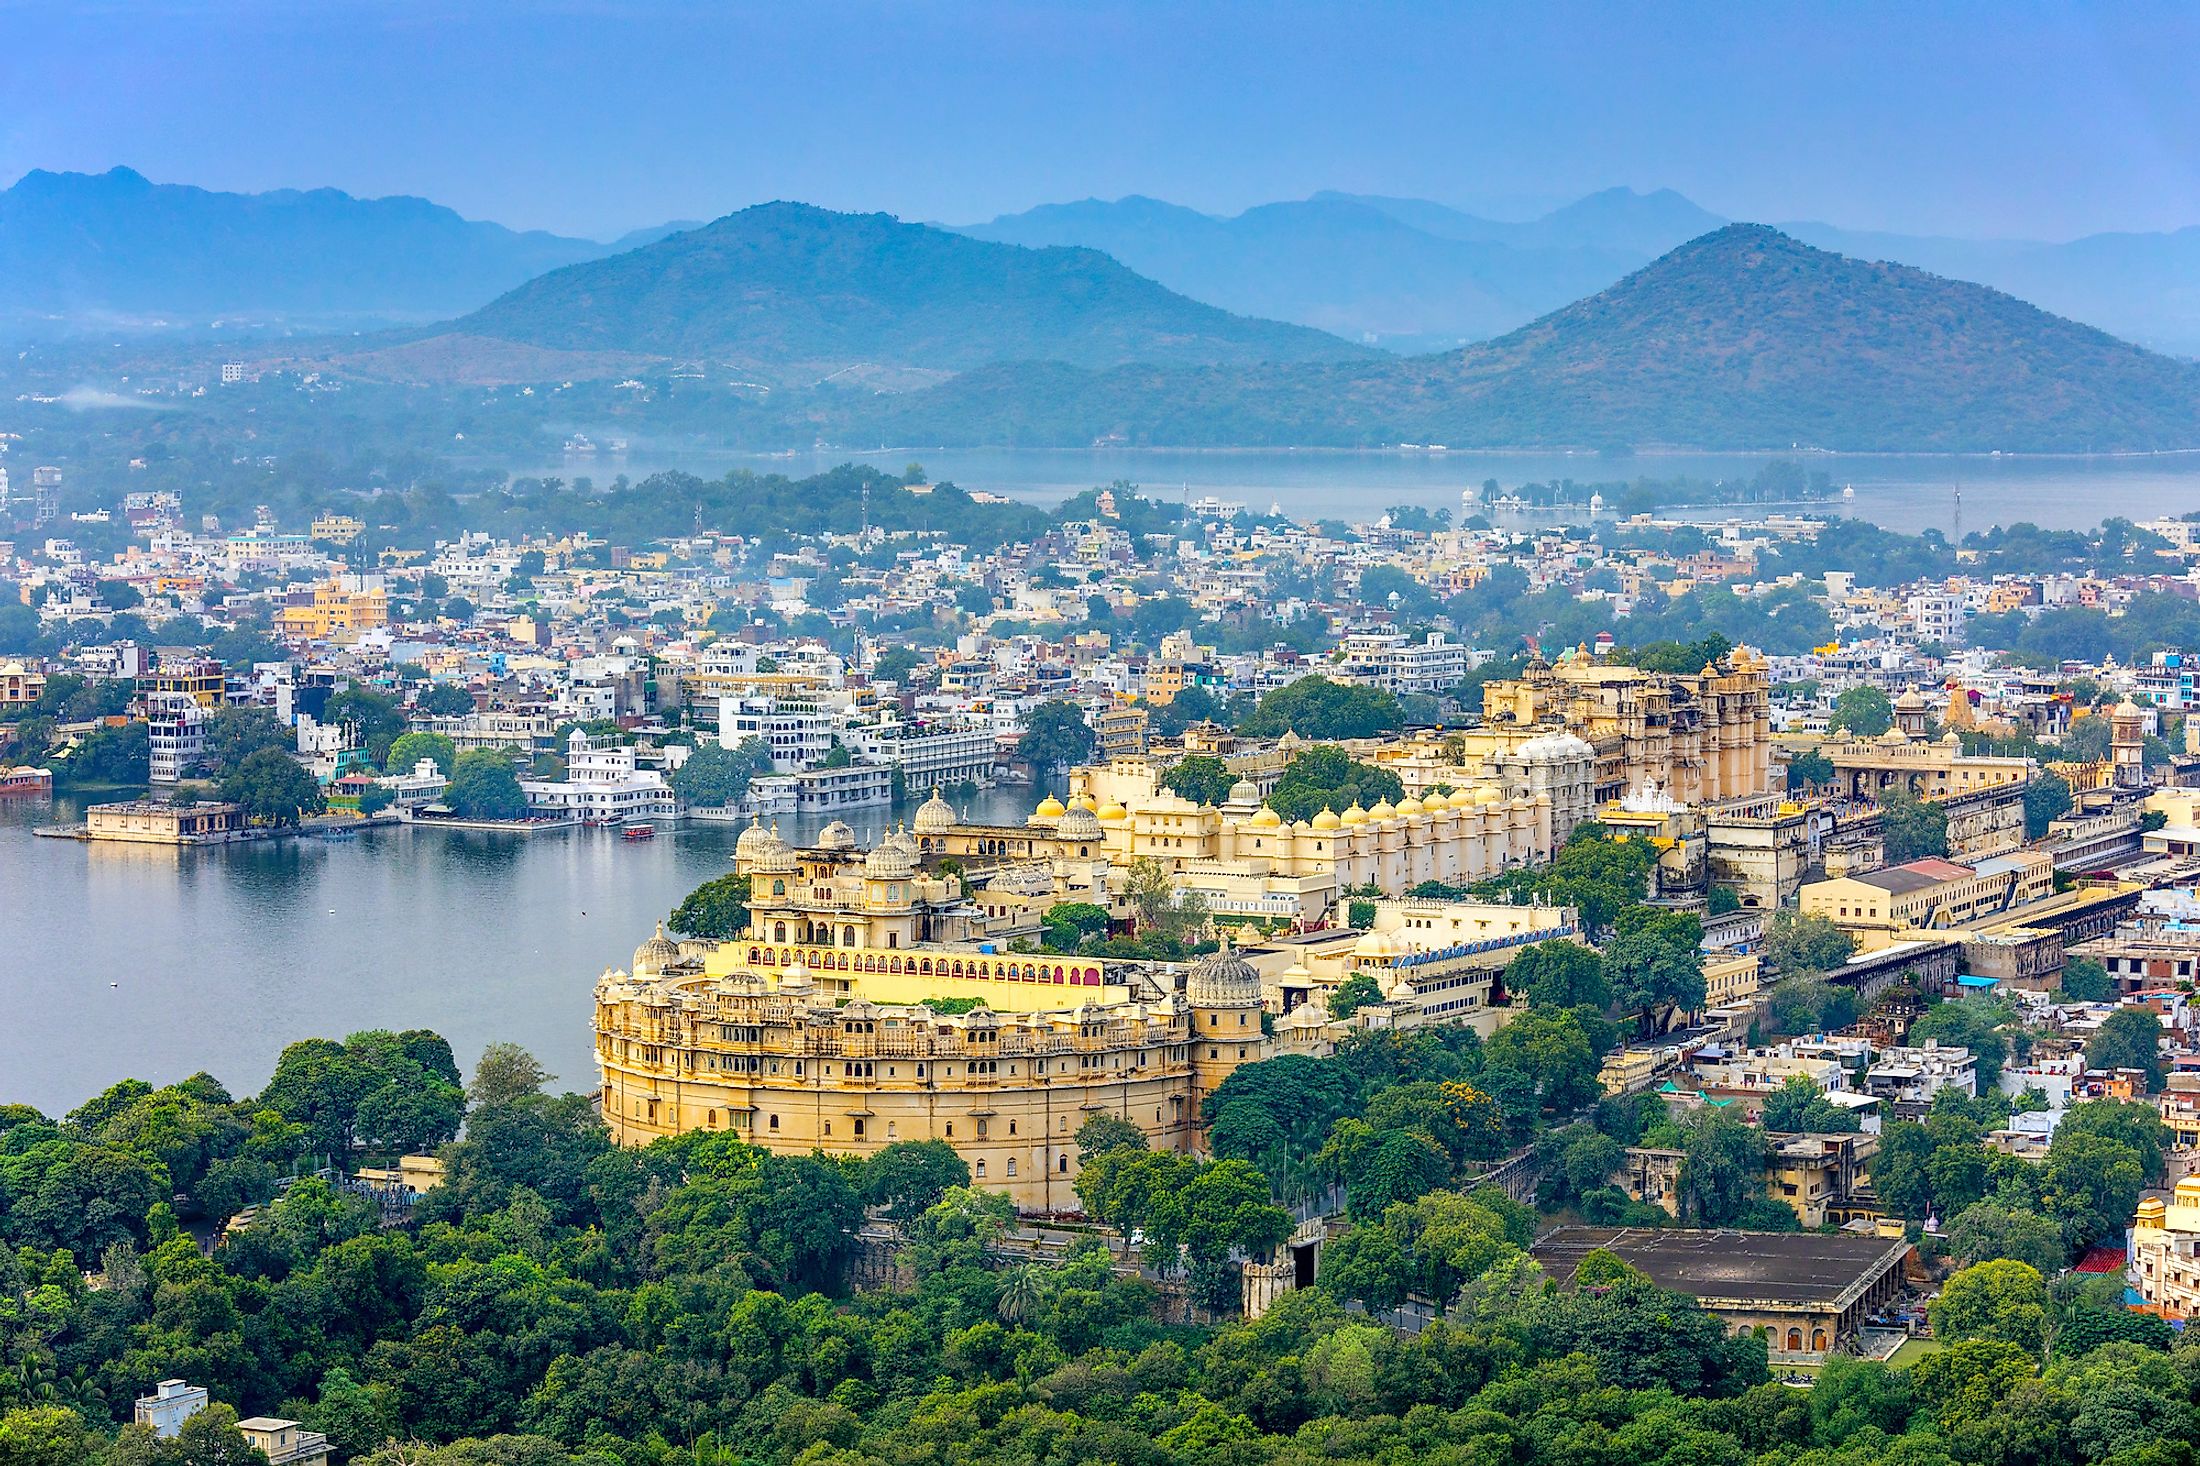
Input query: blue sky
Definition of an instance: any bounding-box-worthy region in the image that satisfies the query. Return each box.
[7,1,2199,242]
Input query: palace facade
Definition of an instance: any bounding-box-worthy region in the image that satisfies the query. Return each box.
[594,821,1274,1209]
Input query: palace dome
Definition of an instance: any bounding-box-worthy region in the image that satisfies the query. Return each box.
[1369,798,1398,821]
[751,823,797,873]
[735,817,777,863]
[816,819,855,850]
[1448,786,1476,808]
[1226,777,1261,806]
[1311,808,1342,831]
[1096,799,1128,821]
[1340,803,1369,826]
[1056,805,1103,839]
[633,923,681,973]
[865,841,916,880]
[913,791,957,833]
[1396,794,1425,817]
[1033,794,1067,821]
[1249,805,1283,828]
[1186,936,1262,1008]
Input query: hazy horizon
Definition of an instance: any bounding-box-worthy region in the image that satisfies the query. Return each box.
[7,1,2200,244]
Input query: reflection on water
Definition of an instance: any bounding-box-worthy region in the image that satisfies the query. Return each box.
[0,785,1039,1114]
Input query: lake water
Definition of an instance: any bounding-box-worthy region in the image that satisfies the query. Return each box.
[524,445,2200,534]
[0,787,1040,1116]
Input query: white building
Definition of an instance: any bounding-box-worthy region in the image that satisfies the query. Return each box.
[520,729,675,821]
[844,718,997,789]
[146,691,208,784]
[1864,1041,1977,1104]
[719,695,838,771]
[134,1380,209,1439]
[1340,631,1479,696]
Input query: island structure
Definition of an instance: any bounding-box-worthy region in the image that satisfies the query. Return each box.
[594,819,1273,1211]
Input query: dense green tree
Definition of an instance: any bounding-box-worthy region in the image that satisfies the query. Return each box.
[443,750,528,821]
[1676,1109,1769,1226]
[1785,747,1835,790]
[220,747,326,827]
[1325,972,1384,1020]
[2085,1007,2166,1090]
[1264,745,1404,824]
[1015,701,1095,775]
[1238,675,1404,741]
[2058,955,2113,1002]
[1761,1075,1861,1134]
[1879,786,1951,862]
[667,737,773,808]
[2024,773,2074,839]
[385,730,459,778]
[323,685,406,765]
[1947,1199,2069,1276]
[199,705,291,777]
[1160,754,1236,807]
[1480,1006,1603,1116]
[863,1140,971,1222]
[1039,901,1111,953]
[1509,939,1608,1010]
[1932,1259,2050,1355]
[668,874,750,940]
[415,683,477,717]
[1829,686,1894,737]
[1763,909,1856,979]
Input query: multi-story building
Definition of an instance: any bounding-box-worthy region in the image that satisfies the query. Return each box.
[274,578,389,639]
[1340,631,1478,696]
[2069,915,2200,997]
[522,729,676,821]
[594,823,1273,1208]
[1800,852,2056,948]
[146,690,209,783]
[1476,645,1774,807]
[2128,1178,2200,1320]
[139,655,227,709]
[719,695,838,771]
[0,658,47,708]
[1864,1041,1979,1105]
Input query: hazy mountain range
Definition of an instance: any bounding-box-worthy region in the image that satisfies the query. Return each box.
[0,167,612,334]
[9,167,2200,453]
[832,224,2200,452]
[962,189,2200,357]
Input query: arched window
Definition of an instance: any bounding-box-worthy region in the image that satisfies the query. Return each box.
[748,947,760,964]
[920,958,934,975]
[773,922,787,942]
[1786,1329,1803,1352]
[837,953,849,970]
[1811,1329,1829,1352]
[890,956,903,973]
[843,924,856,946]
[772,879,786,896]
[1058,1155,1069,1172]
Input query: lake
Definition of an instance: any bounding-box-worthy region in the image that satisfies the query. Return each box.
[0,787,1042,1116]
[519,444,2200,535]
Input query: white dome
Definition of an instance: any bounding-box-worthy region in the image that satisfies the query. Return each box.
[913,790,957,833]
[865,841,916,880]
[1056,805,1102,839]
[816,819,856,850]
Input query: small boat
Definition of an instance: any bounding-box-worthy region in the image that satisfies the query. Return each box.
[621,824,656,841]
[322,826,359,840]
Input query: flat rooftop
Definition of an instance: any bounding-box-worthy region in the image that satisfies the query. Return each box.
[1531,1225,1909,1309]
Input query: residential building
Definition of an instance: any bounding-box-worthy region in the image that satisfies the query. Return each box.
[520,729,675,821]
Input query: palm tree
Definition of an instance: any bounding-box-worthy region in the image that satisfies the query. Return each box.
[996,1265,1046,1324]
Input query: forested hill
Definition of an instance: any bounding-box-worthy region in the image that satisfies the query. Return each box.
[365,201,1370,386]
[837,225,2200,452]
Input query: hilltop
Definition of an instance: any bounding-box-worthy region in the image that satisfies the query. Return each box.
[843,225,2200,452]
[0,166,605,333]
[361,202,1370,386]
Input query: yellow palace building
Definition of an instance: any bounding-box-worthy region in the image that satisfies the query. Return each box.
[594,820,1273,1210]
